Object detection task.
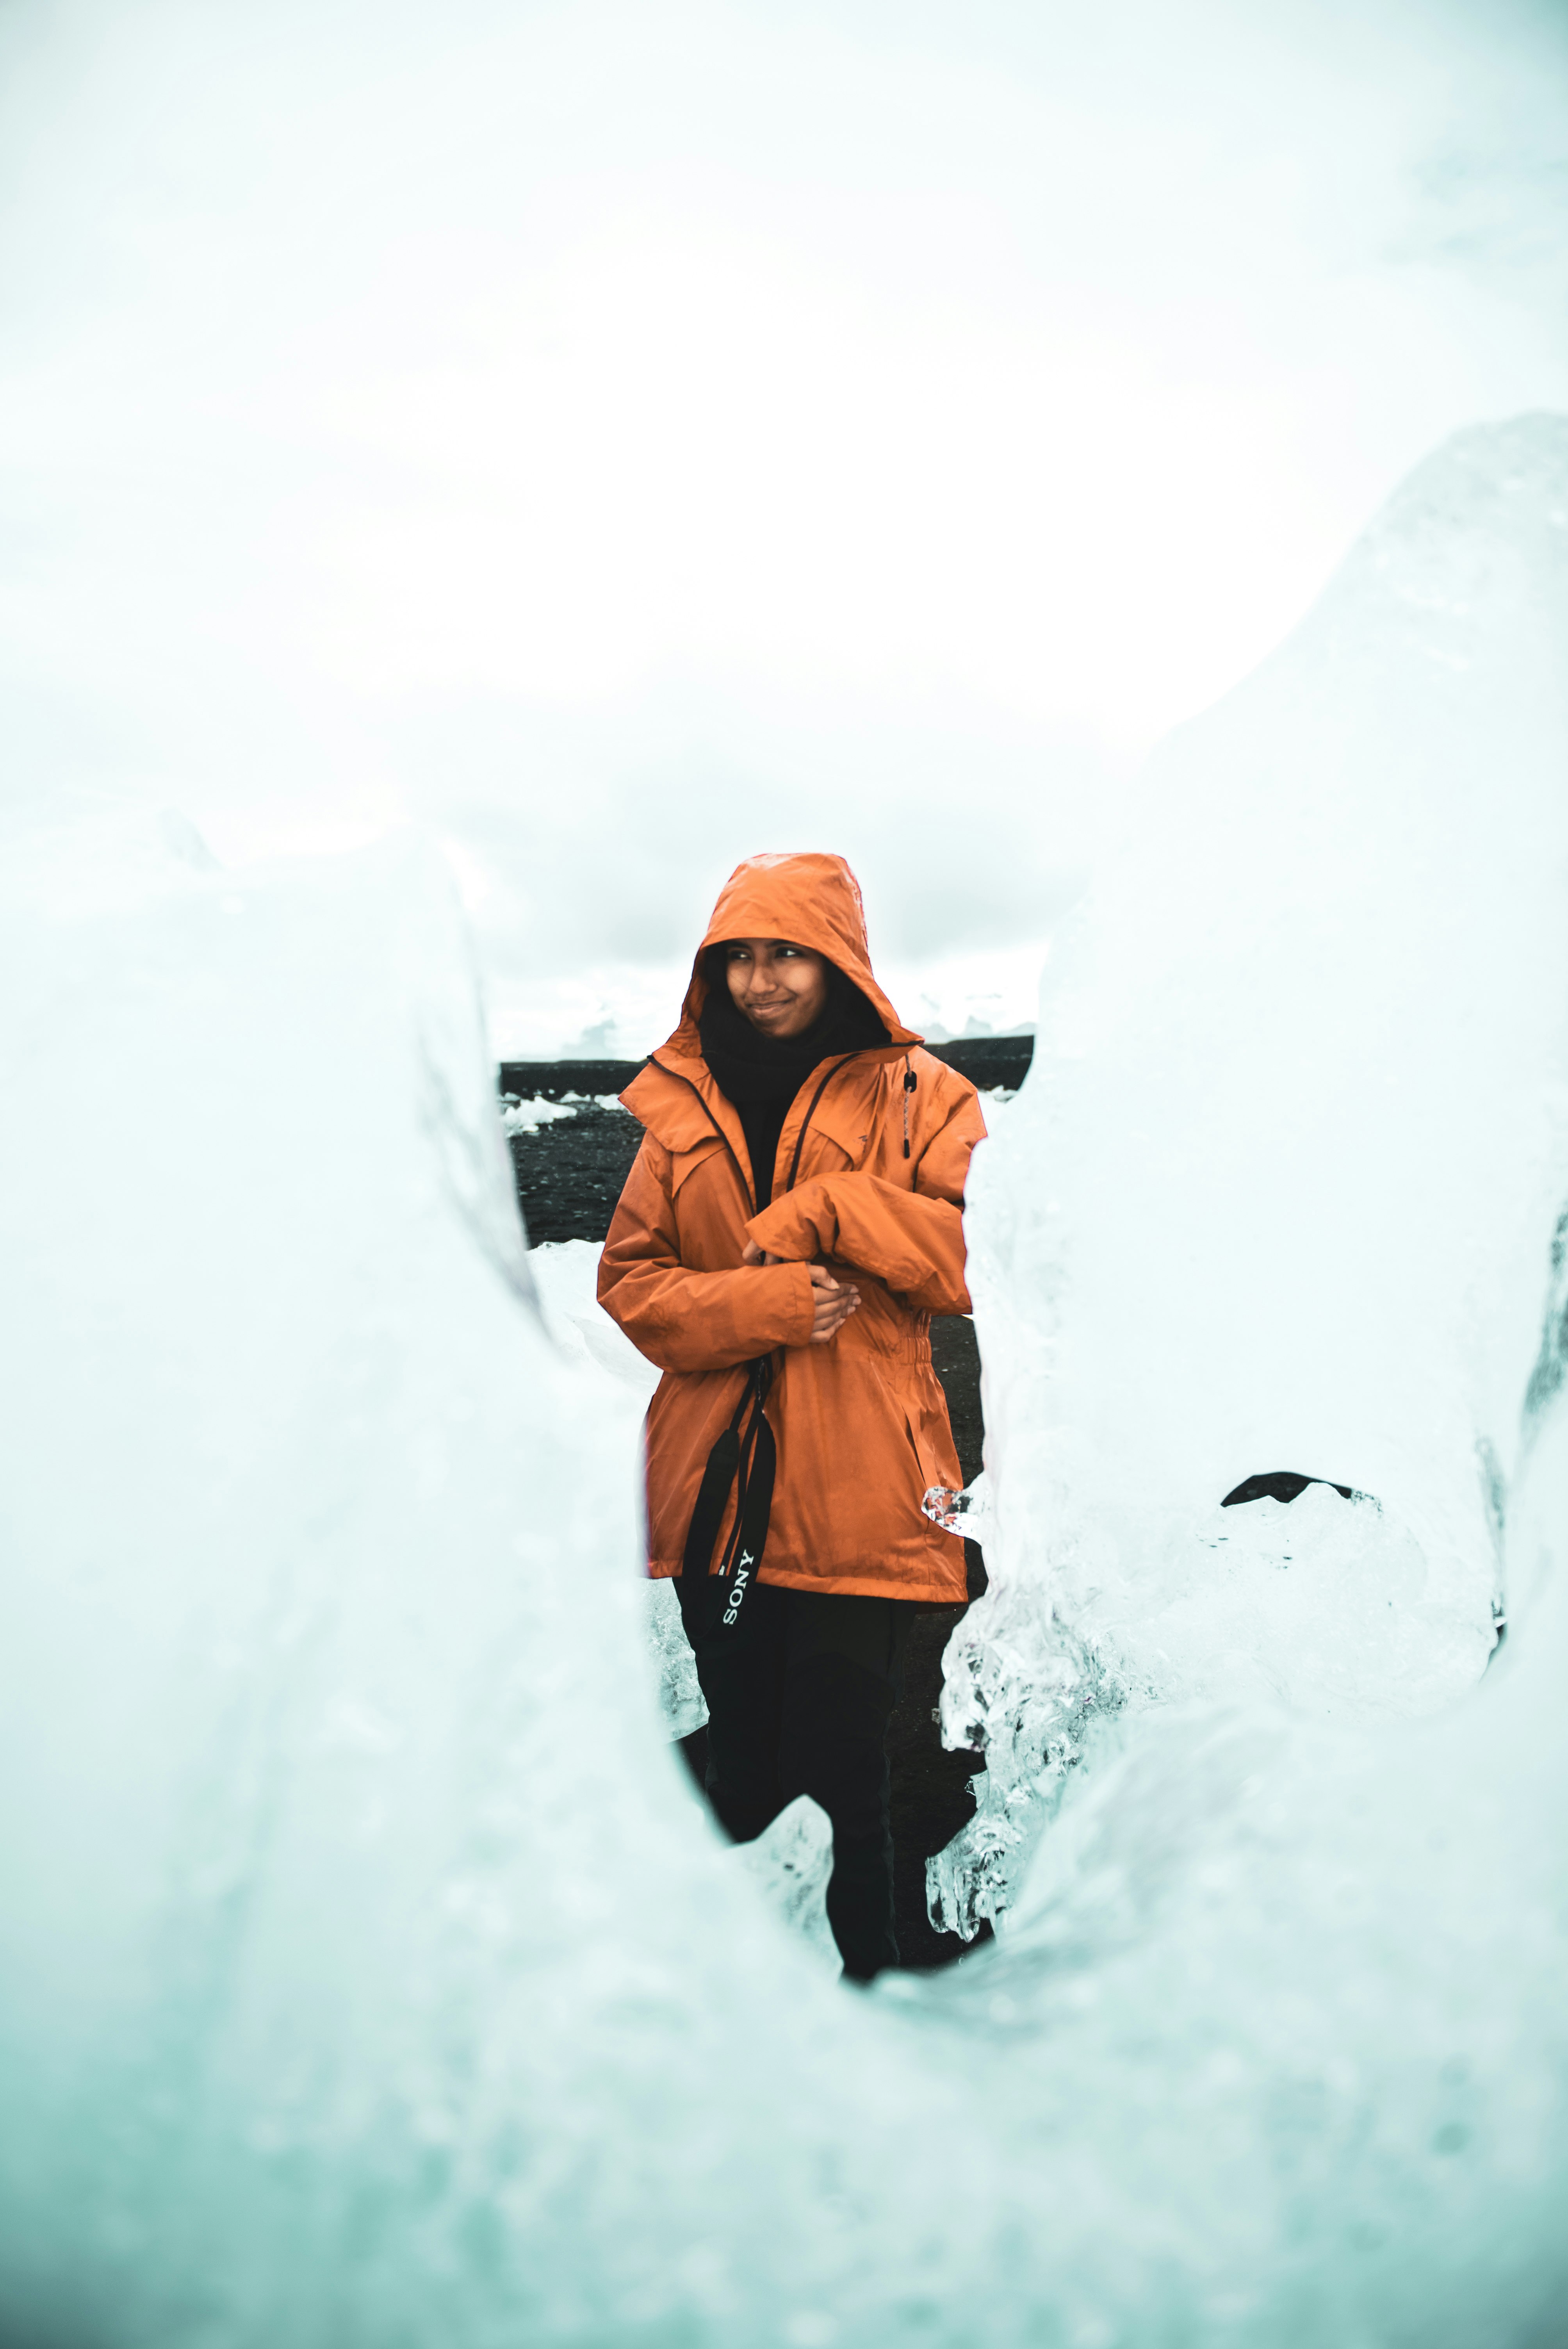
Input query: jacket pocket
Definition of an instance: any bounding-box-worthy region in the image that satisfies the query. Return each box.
[900,1375,962,1499]
[669,1136,731,1199]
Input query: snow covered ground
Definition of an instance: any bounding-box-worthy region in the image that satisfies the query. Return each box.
[1,417,1566,2344]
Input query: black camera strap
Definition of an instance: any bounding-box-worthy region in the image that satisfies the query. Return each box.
[681,1354,776,1634]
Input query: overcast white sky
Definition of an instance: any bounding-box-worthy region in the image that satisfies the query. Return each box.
[2,0,1565,1049]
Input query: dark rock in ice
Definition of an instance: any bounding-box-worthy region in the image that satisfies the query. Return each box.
[1222,1470,1356,1507]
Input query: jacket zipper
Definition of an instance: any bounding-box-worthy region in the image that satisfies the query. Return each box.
[658,1065,757,1217]
[660,1051,868,1561]
[780,1055,859,1196]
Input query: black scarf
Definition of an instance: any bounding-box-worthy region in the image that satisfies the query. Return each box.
[698,956,889,1208]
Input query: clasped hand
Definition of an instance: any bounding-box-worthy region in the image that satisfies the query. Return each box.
[741,1238,860,1345]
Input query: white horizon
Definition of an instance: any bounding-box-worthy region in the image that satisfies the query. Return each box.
[2,0,1564,1051]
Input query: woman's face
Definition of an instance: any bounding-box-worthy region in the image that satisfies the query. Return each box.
[723,938,830,1039]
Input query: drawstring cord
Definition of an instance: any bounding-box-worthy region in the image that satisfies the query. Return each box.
[902,1058,916,1157]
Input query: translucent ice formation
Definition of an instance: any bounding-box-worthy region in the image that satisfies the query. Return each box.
[530,1237,703,1737]
[920,1472,993,1538]
[937,414,1568,1934]
[734,1794,838,1975]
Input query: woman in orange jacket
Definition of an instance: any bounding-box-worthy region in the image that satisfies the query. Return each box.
[598,852,985,1978]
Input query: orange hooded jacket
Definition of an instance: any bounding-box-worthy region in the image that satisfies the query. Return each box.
[597,852,987,1604]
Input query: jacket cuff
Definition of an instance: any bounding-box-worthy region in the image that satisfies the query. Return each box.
[775,1258,818,1346]
[746,1183,830,1267]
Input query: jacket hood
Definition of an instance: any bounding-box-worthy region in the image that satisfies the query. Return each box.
[662,852,920,1059]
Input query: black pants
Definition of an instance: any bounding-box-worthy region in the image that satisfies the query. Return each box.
[676,1577,913,1981]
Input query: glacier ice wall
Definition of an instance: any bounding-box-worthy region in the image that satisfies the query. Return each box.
[0,418,1566,2347]
[937,414,1568,1932]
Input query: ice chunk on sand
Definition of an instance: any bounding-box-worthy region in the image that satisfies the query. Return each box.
[500,1093,579,1135]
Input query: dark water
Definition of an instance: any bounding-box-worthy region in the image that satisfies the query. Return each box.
[501,1047,1026,1969]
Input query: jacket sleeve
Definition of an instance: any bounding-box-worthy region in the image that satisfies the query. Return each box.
[597,1134,818,1371]
[743,1085,987,1316]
